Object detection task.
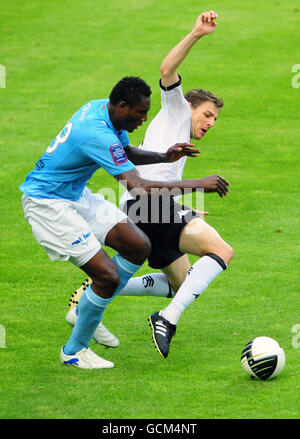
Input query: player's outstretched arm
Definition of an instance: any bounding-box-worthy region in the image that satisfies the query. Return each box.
[160,10,218,88]
[124,143,200,165]
[114,169,230,198]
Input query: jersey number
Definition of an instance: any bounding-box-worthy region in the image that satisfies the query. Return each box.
[46,122,73,154]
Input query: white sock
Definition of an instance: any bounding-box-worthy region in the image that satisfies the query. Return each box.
[161,254,227,325]
[118,272,175,298]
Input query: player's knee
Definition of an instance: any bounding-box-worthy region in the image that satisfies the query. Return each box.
[206,241,234,266]
[223,243,234,265]
[140,235,151,259]
[129,235,151,265]
[192,232,234,265]
[109,222,151,265]
[210,242,234,266]
[92,268,120,297]
[228,244,234,261]
[118,226,151,264]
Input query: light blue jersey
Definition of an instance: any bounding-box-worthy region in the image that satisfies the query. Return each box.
[19,99,135,201]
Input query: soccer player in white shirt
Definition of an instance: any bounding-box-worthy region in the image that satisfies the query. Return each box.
[67,11,234,359]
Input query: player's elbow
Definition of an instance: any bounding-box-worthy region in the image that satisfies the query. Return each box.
[160,64,179,89]
[123,173,152,196]
[160,63,173,82]
[160,63,168,77]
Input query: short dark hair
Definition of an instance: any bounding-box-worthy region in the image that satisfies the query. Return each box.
[109,76,152,107]
[184,89,223,109]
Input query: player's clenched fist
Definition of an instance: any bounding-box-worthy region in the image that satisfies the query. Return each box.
[191,11,218,38]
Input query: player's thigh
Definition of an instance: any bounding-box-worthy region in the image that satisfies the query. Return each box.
[179,217,233,263]
[78,189,151,263]
[161,254,191,292]
[77,188,127,244]
[22,195,101,266]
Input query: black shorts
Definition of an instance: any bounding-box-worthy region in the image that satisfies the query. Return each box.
[124,195,199,269]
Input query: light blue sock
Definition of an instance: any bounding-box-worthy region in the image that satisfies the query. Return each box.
[65,254,141,355]
[111,253,142,298]
[64,285,112,355]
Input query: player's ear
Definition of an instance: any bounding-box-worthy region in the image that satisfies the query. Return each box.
[117,101,130,114]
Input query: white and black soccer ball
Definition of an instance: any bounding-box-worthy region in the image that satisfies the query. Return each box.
[241,336,285,380]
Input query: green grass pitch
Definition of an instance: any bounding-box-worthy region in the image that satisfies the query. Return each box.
[1,0,300,419]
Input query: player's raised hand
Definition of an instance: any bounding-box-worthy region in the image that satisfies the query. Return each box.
[192,11,218,38]
[166,143,201,162]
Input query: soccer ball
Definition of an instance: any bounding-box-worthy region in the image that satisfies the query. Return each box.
[241,336,285,380]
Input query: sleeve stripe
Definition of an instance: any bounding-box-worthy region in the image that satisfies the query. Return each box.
[159,74,182,91]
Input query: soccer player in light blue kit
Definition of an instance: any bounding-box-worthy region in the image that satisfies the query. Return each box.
[68,11,233,360]
[20,76,206,369]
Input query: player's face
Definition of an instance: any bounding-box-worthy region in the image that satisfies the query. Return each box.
[122,96,151,133]
[189,101,219,140]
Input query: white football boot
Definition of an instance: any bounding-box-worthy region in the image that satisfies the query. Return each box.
[66,307,120,348]
[60,346,114,369]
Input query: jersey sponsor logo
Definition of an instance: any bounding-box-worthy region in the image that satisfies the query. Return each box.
[71,232,91,246]
[109,142,128,165]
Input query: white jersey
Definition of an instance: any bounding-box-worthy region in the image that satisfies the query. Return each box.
[119,78,191,209]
